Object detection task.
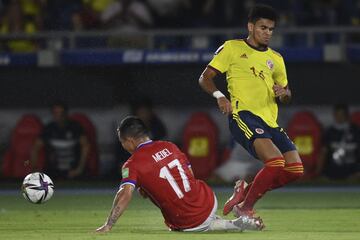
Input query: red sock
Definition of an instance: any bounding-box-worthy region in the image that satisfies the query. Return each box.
[271,162,304,189]
[241,157,285,211]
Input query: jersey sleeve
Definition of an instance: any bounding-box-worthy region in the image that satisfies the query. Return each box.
[208,41,233,73]
[273,54,288,87]
[120,161,138,188]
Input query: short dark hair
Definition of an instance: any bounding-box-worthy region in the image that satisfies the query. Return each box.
[248,4,277,23]
[118,116,149,140]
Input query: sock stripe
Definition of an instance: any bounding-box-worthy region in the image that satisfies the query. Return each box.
[285,170,304,173]
[285,165,304,169]
[285,171,304,174]
[284,163,303,171]
[267,160,285,164]
[265,157,285,163]
[266,163,284,167]
[269,160,286,164]
[285,162,303,167]
[285,166,304,170]
[285,169,304,172]
[265,157,285,168]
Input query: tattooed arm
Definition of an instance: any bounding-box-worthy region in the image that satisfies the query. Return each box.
[96,184,134,233]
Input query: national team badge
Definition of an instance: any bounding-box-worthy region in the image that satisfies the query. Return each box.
[122,168,129,178]
[255,128,264,134]
[266,59,274,70]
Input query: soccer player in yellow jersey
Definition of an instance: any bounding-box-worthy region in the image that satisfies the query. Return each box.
[199,4,304,219]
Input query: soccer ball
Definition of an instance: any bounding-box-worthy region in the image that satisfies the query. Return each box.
[22,172,54,204]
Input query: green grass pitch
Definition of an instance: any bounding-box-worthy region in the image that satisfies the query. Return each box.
[1,188,360,240]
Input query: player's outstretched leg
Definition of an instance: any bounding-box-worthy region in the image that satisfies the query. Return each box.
[232,216,265,231]
[208,216,265,231]
[233,156,285,217]
[230,156,303,218]
[231,138,286,217]
[223,162,303,216]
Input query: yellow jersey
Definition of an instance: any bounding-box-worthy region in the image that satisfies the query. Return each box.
[208,39,288,128]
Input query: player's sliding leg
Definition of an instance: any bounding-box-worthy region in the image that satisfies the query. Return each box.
[183,195,264,232]
[208,216,265,231]
[233,138,285,216]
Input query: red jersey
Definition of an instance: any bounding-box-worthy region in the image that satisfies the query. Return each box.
[120,140,215,230]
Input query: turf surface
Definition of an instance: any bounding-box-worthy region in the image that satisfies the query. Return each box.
[0,188,359,240]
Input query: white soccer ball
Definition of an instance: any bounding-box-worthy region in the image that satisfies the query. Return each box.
[22,172,54,204]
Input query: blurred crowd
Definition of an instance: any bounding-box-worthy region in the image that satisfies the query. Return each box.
[0,0,359,34]
[0,0,359,52]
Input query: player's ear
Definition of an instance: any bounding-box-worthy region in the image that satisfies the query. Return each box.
[128,137,137,146]
[247,22,254,33]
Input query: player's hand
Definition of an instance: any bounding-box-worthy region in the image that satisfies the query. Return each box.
[95,224,112,233]
[137,187,148,199]
[217,97,232,115]
[273,84,288,97]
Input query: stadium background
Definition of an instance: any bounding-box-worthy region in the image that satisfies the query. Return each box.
[0,0,360,177]
[0,1,360,239]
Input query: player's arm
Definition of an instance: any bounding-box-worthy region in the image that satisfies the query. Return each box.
[199,66,232,114]
[273,52,292,104]
[273,84,292,104]
[68,135,90,178]
[96,184,134,233]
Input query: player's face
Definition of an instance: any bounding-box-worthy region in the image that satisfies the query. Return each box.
[248,18,275,47]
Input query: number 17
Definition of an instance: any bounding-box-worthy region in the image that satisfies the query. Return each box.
[159,159,191,199]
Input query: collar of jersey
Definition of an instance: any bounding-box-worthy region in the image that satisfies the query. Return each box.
[136,140,153,150]
[244,39,268,52]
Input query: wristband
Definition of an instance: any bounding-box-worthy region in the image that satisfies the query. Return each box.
[212,90,225,99]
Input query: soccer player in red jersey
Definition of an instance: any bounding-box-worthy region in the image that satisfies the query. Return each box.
[96,116,264,233]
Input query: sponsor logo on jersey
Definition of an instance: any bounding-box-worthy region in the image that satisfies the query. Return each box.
[122,168,129,178]
[240,53,248,59]
[266,59,274,70]
[255,128,264,134]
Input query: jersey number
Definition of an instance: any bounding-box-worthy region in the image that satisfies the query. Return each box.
[159,159,191,199]
[250,66,265,80]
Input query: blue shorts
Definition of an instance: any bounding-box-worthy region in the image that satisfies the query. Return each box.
[229,110,296,159]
